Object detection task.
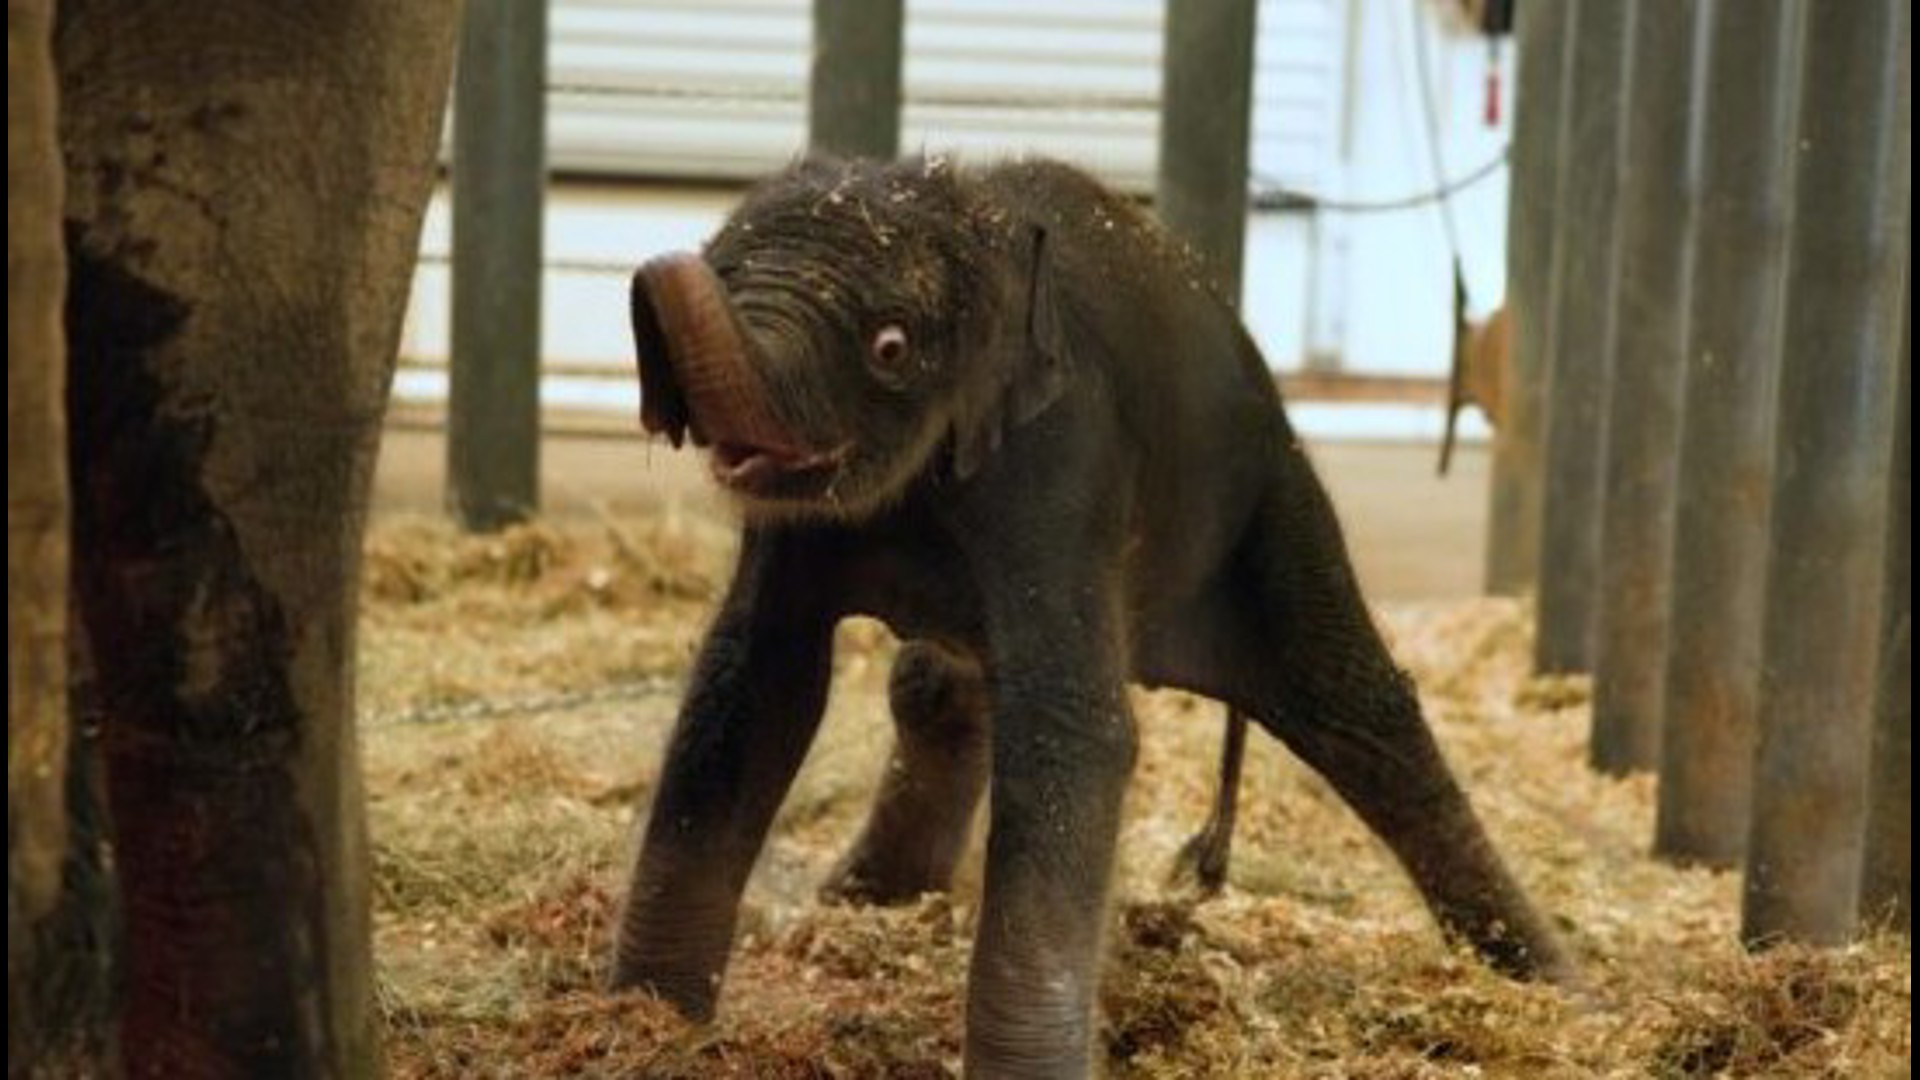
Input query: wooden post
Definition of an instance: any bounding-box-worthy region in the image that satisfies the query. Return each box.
[1587,1,1702,774]
[1485,0,1569,596]
[7,0,72,1066]
[1860,295,1910,935]
[1157,0,1259,298]
[449,0,548,531]
[1653,0,1803,868]
[1743,0,1910,947]
[1533,0,1629,674]
[809,0,904,159]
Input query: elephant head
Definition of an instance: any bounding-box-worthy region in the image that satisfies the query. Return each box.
[629,156,1069,520]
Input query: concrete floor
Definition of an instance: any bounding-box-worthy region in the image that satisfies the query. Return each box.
[372,429,1490,601]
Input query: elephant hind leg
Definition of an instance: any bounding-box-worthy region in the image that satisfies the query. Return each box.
[1233,480,1577,985]
[820,640,990,905]
[1252,677,1576,982]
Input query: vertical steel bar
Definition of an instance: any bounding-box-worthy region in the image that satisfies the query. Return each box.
[1485,0,1570,595]
[1860,286,1910,935]
[1533,0,1629,673]
[1157,0,1259,298]
[1156,0,1260,890]
[1654,0,1803,868]
[448,0,547,531]
[1743,0,1910,947]
[809,0,904,159]
[1587,1,1704,774]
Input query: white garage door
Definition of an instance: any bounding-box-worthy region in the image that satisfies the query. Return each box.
[546,0,1343,195]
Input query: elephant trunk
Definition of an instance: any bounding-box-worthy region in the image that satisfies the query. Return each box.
[630,252,799,454]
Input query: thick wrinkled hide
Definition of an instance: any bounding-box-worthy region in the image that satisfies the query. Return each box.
[618,156,1573,1078]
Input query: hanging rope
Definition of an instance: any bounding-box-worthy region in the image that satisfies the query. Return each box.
[1405,0,1493,474]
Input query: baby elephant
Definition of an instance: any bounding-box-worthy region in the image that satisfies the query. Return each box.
[617,155,1574,1077]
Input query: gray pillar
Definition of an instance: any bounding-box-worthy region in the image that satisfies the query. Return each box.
[1157,0,1260,879]
[1485,0,1570,596]
[1587,1,1703,775]
[1861,294,1910,935]
[1743,0,1910,947]
[1654,0,1803,868]
[449,0,547,531]
[809,0,904,159]
[1533,0,1629,674]
[1157,0,1259,299]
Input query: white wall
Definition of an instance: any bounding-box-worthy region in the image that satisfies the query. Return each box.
[1277,0,1513,375]
[402,0,1512,440]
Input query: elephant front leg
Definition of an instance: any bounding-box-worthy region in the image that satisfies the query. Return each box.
[610,546,838,1018]
[965,599,1136,1079]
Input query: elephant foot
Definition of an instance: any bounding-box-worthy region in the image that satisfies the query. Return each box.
[819,844,956,906]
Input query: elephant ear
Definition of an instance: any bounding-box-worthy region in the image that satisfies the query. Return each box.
[952,225,1072,479]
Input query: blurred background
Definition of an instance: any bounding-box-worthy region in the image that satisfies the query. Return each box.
[380,0,1516,597]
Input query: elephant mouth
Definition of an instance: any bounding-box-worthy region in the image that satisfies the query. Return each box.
[630,252,850,498]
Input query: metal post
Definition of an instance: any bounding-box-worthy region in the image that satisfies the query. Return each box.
[1654,0,1802,868]
[1587,1,1702,775]
[1861,294,1910,935]
[1743,0,1910,947]
[1485,0,1570,595]
[448,0,547,531]
[1156,0,1260,889]
[1533,0,1628,673]
[1157,0,1259,299]
[809,0,904,159]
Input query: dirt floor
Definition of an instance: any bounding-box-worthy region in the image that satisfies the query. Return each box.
[358,513,1909,1078]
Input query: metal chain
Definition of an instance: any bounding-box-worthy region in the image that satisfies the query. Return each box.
[361,674,680,729]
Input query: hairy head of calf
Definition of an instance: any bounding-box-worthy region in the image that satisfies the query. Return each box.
[630,156,1068,520]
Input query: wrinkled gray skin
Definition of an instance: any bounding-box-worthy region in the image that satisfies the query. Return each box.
[616,156,1575,1078]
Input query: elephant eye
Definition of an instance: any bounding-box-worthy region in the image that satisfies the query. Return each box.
[869,325,911,375]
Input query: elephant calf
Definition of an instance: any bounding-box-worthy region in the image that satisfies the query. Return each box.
[617,155,1574,1077]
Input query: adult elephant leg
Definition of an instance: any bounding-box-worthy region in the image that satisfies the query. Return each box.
[56,3,459,1074]
[612,529,842,1019]
[9,0,73,1068]
[1240,461,1576,985]
[821,641,989,905]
